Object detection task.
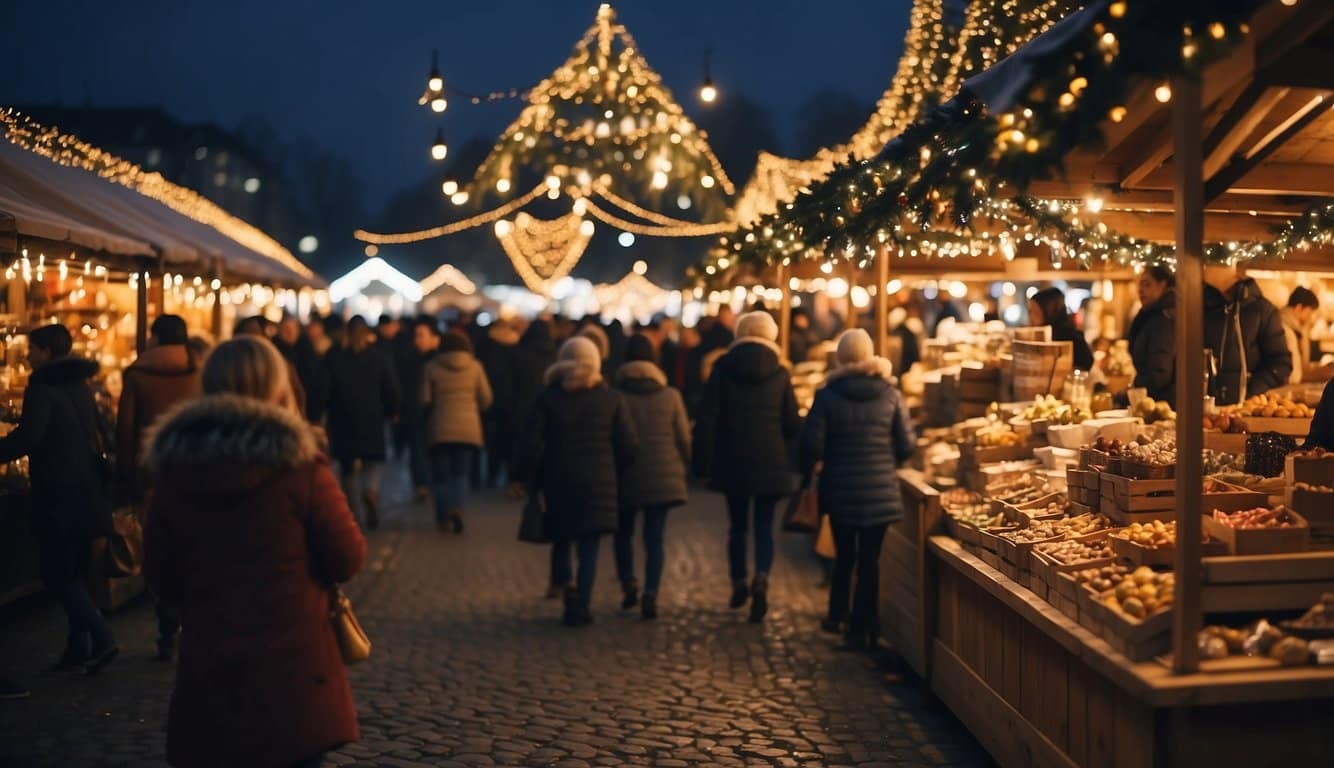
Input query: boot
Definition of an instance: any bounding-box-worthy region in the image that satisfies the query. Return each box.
[820,616,843,635]
[641,594,658,620]
[561,587,579,625]
[748,574,769,623]
[449,509,464,534]
[728,580,750,609]
[362,490,380,530]
[621,580,640,611]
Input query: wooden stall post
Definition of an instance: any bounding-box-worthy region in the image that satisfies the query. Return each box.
[777,260,791,362]
[1170,73,1205,675]
[135,258,150,353]
[875,244,891,356]
[211,257,224,340]
[844,260,860,331]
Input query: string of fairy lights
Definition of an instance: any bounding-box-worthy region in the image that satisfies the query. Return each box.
[693,0,1316,287]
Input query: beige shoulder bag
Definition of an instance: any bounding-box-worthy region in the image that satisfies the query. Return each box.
[330,588,371,664]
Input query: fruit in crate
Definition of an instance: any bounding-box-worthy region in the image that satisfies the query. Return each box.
[1210,506,1300,529]
[1201,449,1243,476]
[1121,437,1176,466]
[1202,411,1247,433]
[1035,537,1115,564]
[1020,395,1090,425]
[954,509,1008,529]
[975,422,1024,447]
[1116,520,1178,548]
[1004,514,1112,543]
[1020,500,1070,519]
[1102,566,1175,618]
[1227,392,1314,419]
[941,488,987,510]
[1072,563,1131,593]
[1130,396,1175,424]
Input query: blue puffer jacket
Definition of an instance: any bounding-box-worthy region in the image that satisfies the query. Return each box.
[799,361,917,528]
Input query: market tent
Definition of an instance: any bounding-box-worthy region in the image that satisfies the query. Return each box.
[0,123,318,286]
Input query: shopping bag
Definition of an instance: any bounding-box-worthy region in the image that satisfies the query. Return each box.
[815,514,837,559]
[782,486,819,533]
[517,495,550,544]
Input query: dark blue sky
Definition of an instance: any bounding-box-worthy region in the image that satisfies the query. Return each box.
[5,0,911,209]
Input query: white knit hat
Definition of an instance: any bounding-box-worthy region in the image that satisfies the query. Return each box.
[735,311,779,342]
[560,335,602,368]
[836,328,875,366]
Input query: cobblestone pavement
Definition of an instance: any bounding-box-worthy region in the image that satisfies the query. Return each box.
[0,464,992,767]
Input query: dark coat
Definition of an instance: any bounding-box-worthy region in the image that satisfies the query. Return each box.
[116,344,201,495]
[799,362,916,528]
[275,336,321,422]
[516,366,637,539]
[692,340,801,497]
[1305,379,1334,451]
[1050,319,1095,372]
[1128,289,1177,406]
[685,322,734,416]
[144,394,366,768]
[0,357,108,586]
[616,361,689,508]
[476,324,521,433]
[323,345,400,462]
[1204,278,1293,406]
[512,322,557,432]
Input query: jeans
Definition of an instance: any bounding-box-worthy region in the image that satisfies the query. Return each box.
[428,444,473,523]
[725,494,781,583]
[44,537,114,661]
[829,522,889,634]
[551,534,602,606]
[614,504,669,596]
[338,460,383,524]
[407,421,431,488]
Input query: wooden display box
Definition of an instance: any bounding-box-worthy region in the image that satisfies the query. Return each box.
[1202,480,1269,511]
[1286,453,1334,485]
[997,493,1066,524]
[1121,459,1174,480]
[1109,533,1228,567]
[1092,597,1174,662]
[1286,486,1334,531]
[1239,416,1313,436]
[976,526,1018,555]
[1204,430,1248,455]
[1101,474,1175,512]
[1075,582,1105,635]
[1202,508,1310,556]
[1068,500,1097,517]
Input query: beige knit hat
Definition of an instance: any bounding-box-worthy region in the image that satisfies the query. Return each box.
[836,328,875,366]
[560,335,602,368]
[734,311,779,342]
[576,324,611,359]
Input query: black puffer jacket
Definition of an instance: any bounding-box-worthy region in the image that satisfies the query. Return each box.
[0,357,108,585]
[1204,278,1292,406]
[516,368,637,539]
[692,340,800,496]
[1305,379,1334,450]
[799,361,916,528]
[1128,289,1177,406]
[323,345,400,462]
[616,361,690,508]
[1051,319,1094,372]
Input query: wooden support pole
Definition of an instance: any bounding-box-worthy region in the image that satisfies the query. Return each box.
[844,261,859,332]
[135,260,149,354]
[1171,73,1206,676]
[777,260,791,362]
[211,257,224,340]
[875,244,891,356]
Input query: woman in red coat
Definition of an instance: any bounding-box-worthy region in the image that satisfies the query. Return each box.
[144,336,367,768]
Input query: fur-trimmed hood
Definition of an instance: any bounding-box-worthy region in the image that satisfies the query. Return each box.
[147,394,320,489]
[716,338,788,383]
[616,360,666,394]
[127,344,198,377]
[544,360,604,390]
[825,356,894,384]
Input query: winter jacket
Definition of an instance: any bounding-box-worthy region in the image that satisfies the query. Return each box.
[616,361,690,508]
[1204,278,1293,405]
[516,366,637,539]
[512,322,557,432]
[421,350,493,447]
[275,337,320,422]
[692,339,801,496]
[1306,379,1334,450]
[144,394,366,768]
[1051,319,1094,372]
[1280,306,1315,384]
[1127,289,1176,405]
[799,360,916,528]
[476,325,521,431]
[0,356,108,587]
[116,344,201,496]
[685,322,734,416]
[323,345,400,462]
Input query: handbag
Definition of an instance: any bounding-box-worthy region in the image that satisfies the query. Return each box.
[93,508,143,578]
[330,588,371,665]
[782,483,820,533]
[815,514,837,559]
[517,494,550,544]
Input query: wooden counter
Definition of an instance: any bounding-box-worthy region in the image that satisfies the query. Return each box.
[927,535,1334,766]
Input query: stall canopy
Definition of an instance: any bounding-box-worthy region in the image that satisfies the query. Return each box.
[0,110,319,286]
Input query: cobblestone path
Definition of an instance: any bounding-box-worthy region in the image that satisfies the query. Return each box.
[0,471,992,767]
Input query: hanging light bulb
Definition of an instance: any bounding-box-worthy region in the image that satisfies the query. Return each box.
[698,48,718,104]
[420,49,448,112]
[430,130,448,161]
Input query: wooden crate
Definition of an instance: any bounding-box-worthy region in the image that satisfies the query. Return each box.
[1095,600,1174,662]
[1068,500,1097,517]
[1287,486,1334,531]
[1239,416,1313,436]
[1109,534,1228,567]
[1100,473,1175,512]
[997,494,1067,525]
[1204,430,1248,455]
[1075,583,1105,635]
[1121,458,1174,480]
[1287,453,1334,485]
[1051,588,1080,622]
[977,526,1018,554]
[1066,467,1096,489]
[1202,480,1269,511]
[964,442,1036,465]
[1202,508,1311,556]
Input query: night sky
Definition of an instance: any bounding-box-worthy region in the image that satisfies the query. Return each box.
[4,0,911,211]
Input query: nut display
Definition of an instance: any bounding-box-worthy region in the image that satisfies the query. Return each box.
[1071,563,1131,594]
[1020,394,1090,425]
[1101,566,1175,619]
[1120,437,1176,466]
[1035,537,1114,564]
[1209,506,1302,529]
[1002,513,1112,544]
[953,509,1008,530]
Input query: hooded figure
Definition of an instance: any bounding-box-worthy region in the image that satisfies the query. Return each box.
[516,336,637,626]
[800,329,917,649]
[421,332,493,532]
[513,320,558,435]
[692,310,800,622]
[1203,275,1292,405]
[612,334,690,618]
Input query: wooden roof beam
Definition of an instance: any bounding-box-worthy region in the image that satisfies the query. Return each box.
[1201,82,1291,179]
[1205,94,1334,202]
[1260,47,1334,89]
[1256,1,1334,72]
[1138,162,1334,196]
